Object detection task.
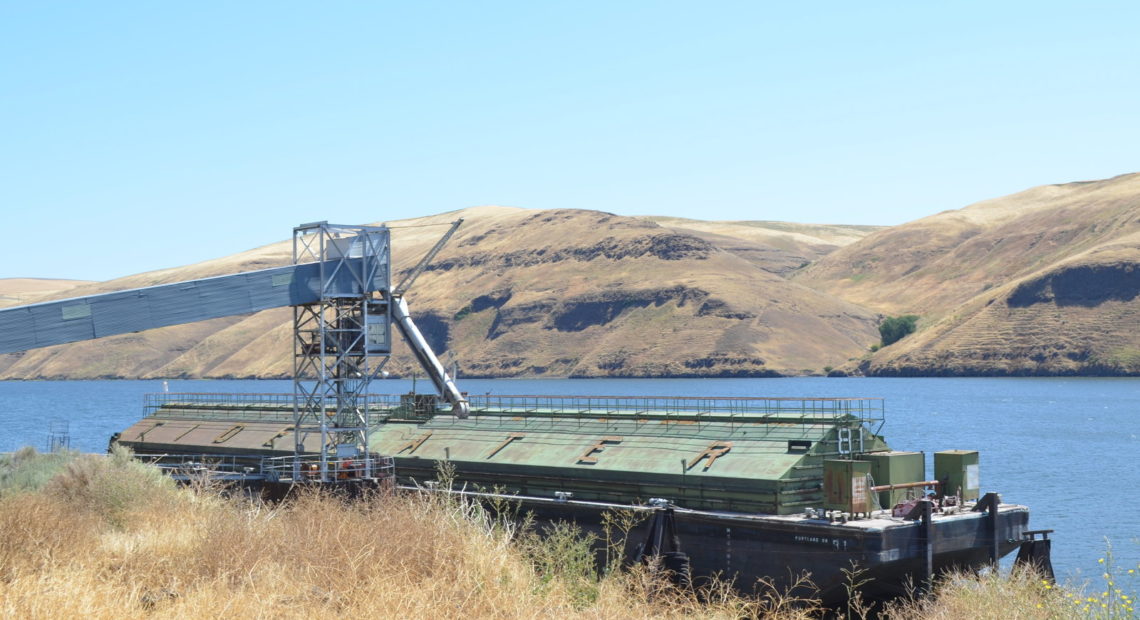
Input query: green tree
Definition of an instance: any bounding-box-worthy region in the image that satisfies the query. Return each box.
[879,315,919,347]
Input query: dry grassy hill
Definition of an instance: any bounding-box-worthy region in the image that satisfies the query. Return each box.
[636,217,883,276]
[0,207,881,379]
[0,278,91,307]
[7,172,1138,380]
[382,208,880,378]
[795,173,1140,375]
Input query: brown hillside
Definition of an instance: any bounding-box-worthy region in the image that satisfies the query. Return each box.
[0,207,881,379]
[637,217,883,277]
[865,244,1140,375]
[796,173,1140,317]
[796,173,1140,376]
[0,278,91,307]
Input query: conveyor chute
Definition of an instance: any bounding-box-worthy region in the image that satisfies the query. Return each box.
[392,296,469,417]
[0,259,382,355]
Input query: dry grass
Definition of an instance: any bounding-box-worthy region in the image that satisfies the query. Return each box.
[0,278,91,308]
[0,449,811,619]
[878,550,1140,620]
[3,449,1135,619]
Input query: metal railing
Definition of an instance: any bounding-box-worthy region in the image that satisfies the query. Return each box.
[146,453,262,480]
[144,392,405,423]
[261,453,395,483]
[144,392,885,430]
[465,394,884,425]
[142,451,395,484]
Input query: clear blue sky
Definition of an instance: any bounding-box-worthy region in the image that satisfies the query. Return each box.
[2,2,1137,281]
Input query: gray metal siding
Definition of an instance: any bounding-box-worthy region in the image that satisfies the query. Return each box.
[196,273,254,318]
[147,284,203,329]
[92,290,151,338]
[0,308,36,352]
[32,302,95,346]
[247,268,294,311]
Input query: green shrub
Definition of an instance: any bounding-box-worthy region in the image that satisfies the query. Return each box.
[879,315,920,347]
[43,444,176,528]
[522,521,600,606]
[0,446,82,495]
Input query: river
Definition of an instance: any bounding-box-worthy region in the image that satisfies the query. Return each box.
[1,376,1137,583]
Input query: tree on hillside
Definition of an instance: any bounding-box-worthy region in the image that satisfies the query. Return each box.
[879,315,919,347]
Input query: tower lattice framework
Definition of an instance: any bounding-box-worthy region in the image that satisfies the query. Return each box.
[291,222,391,481]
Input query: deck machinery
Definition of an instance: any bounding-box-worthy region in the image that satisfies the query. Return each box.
[0,222,1045,604]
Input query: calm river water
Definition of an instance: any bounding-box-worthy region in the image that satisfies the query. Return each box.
[1,377,1136,583]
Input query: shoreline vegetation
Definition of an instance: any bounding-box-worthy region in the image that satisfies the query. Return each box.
[1,448,1135,619]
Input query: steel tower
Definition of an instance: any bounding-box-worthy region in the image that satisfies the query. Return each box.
[291,222,392,482]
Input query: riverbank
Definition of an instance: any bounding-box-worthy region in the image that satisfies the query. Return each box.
[2,448,1135,618]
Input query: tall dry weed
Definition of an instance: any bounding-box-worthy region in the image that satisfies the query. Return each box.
[881,567,1067,620]
[42,445,177,528]
[0,492,99,582]
[0,448,970,619]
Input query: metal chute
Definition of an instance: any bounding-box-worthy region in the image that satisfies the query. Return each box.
[389,218,469,418]
[391,296,469,418]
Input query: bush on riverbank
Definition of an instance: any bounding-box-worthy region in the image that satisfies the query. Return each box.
[878,314,920,348]
[0,449,1135,618]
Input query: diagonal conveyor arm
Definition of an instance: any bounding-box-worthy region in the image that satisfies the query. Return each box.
[391,296,470,418]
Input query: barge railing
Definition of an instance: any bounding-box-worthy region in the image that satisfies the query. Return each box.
[144,392,885,433]
[141,451,395,483]
[144,392,405,423]
[466,394,883,423]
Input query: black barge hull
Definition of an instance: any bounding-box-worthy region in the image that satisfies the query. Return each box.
[491,492,1029,605]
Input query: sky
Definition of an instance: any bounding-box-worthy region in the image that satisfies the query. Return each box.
[2,2,1138,281]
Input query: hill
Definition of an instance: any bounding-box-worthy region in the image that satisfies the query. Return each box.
[6,171,1139,379]
[795,173,1140,375]
[0,278,91,307]
[635,217,883,276]
[0,207,881,379]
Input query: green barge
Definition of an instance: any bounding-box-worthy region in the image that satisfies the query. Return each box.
[114,391,1032,603]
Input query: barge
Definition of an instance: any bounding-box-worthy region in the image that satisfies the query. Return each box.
[113,391,1032,603]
